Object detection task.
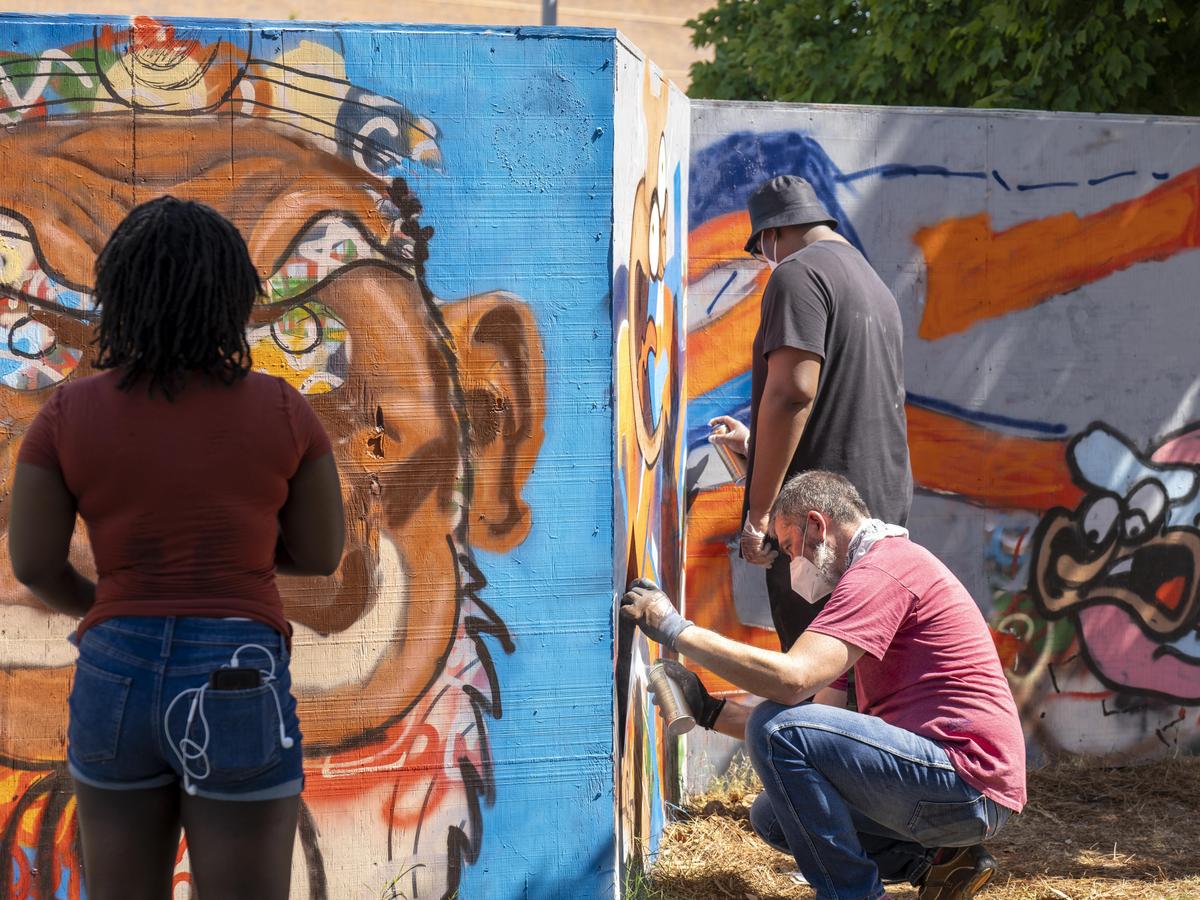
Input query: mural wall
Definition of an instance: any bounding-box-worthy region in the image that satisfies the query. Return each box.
[686,102,1200,767]
[0,14,619,899]
[611,43,689,876]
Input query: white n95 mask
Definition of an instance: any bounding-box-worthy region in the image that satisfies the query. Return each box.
[790,554,837,604]
[764,230,780,271]
[789,518,839,603]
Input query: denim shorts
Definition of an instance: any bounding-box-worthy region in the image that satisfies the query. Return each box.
[67,616,304,801]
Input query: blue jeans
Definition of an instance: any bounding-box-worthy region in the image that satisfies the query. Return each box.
[746,702,1011,900]
[68,616,304,801]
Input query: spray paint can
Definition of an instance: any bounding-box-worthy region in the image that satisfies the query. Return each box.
[709,423,747,483]
[647,660,695,736]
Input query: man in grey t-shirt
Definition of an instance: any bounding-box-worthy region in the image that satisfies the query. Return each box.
[710,175,912,650]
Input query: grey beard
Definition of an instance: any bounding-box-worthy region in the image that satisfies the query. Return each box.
[814,539,845,583]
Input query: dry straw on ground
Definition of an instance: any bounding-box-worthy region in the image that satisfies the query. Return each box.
[643,756,1200,899]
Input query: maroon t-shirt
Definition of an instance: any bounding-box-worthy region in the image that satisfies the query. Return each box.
[809,536,1027,811]
[18,370,332,640]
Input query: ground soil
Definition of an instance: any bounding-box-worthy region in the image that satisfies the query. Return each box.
[646,756,1200,899]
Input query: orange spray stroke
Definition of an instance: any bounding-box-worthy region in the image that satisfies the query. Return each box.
[687,211,751,284]
[688,212,769,399]
[683,483,780,694]
[685,410,1080,695]
[918,166,1200,340]
[907,406,1081,511]
[686,205,1087,699]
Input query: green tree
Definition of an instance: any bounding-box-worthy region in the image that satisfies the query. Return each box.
[687,0,1200,115]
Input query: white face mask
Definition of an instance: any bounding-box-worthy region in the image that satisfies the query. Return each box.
[763,230,780,271]
[789,520,841,603]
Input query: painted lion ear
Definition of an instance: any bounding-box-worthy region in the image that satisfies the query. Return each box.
[441,292,545,553]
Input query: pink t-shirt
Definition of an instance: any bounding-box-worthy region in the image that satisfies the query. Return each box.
[809,537,1027,811]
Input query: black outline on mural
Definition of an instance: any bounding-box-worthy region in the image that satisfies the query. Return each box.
[1028,420,1200,706]
[0,94,531,895]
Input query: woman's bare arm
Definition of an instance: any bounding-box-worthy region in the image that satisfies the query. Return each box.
[9,462,94,617]
[276,452,345,577]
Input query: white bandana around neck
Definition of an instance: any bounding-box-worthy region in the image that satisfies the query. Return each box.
[846,518,909,569]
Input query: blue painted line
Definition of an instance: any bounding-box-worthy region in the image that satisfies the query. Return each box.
[686,377,1069,449]
[906,391,1068,436]
[1152,172,1170,180]
[1087,170,1136,186]
[687,398,752,444]
[686,373,752,446]
[991,169,1011,191]
[687,403,751,450]
[838,164,987,184]
[706,270,738,315]
[1016,181,1080,191]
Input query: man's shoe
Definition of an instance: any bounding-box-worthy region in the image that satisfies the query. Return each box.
[918,845,997,900]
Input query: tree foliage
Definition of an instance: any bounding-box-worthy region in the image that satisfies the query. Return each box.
[687,0,1200,116]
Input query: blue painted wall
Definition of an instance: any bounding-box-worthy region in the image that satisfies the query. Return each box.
[0,15,617,899]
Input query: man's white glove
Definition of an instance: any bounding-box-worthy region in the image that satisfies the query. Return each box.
[740,517,778,567]
[620,578,694,650]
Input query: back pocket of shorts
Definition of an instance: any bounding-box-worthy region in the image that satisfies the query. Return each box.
[907,795,990,848]
[202,686,280,783]
[68,659,133,763]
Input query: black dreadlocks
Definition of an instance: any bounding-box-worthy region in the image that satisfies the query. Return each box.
[93,196,262,398]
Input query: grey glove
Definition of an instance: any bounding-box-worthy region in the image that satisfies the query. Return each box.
[620,578,694,650]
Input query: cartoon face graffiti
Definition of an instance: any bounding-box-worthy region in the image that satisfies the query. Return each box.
[626,70,675,469]
[614,63,687,874]
[0,111,544,896]
[1031,424,1200,703]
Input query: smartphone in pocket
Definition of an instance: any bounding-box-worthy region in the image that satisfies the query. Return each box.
[209,667,263,691]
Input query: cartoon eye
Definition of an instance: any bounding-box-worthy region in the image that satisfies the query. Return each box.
[0,231,35,286]
[0,216,94,313]
[1079,494,1119,546]
[264,215,387,304]
[250,301,350,395]
[1123,479,1167,541]
[657,139,667,207]
[647,196,661,279]
[656,138,668,205]
[0,308,82,390]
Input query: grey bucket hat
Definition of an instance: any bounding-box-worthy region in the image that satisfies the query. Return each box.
[744,175,838,254]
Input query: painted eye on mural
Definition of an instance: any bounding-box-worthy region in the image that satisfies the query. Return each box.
[264,214,390,305]
[0,304,82,390]
[0,229,35,287]
[1080,493,1120,546]
[249,301,351,395]
[0,218,93,314]
[655,137,668,206]
[1123,479,1167,541]
[647,196,661,278]
[0,219,93,389]
[648,138,668,281]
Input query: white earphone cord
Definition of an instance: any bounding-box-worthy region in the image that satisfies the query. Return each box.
[164,643,293,796]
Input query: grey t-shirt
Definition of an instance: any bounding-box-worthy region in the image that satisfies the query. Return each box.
[746,240,912,526]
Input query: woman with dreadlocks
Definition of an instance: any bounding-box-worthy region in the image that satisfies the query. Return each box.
[8,196,344,900]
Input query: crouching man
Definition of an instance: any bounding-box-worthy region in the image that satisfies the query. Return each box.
[621,471,1025,900]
